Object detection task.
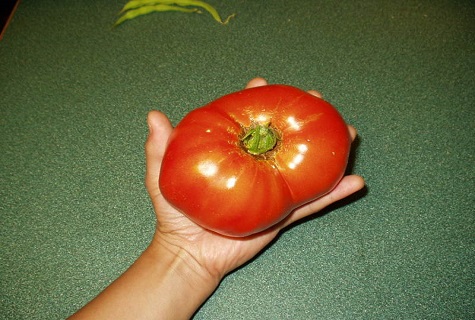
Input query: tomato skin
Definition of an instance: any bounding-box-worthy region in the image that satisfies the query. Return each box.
[159,85,351,237]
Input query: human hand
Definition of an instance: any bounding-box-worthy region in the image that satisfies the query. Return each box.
[144,78,365,284]
[70,78,364,320]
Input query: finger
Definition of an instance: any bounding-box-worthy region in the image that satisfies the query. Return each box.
[145,110,173,193]
[282,174,365,227]
[245,77,268,89]
[348,125,357,141]
[307,89,323,98]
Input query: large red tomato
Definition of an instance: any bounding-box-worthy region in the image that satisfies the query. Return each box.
[159,84,351,237]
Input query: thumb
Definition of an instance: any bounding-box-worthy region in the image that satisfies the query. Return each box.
[145,110,173,193]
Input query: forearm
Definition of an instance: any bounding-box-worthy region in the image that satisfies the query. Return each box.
[69,238,220,320]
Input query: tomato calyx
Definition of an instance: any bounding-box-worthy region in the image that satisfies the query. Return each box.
[240,123,280,156]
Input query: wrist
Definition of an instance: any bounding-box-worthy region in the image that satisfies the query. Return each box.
[148,233,222,300]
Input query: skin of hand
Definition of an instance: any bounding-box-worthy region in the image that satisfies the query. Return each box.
[69,78,365,320]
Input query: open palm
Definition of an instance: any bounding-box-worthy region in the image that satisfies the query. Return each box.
[144,78,365,280]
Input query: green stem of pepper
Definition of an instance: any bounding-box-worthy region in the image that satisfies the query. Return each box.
[241,123,279,156]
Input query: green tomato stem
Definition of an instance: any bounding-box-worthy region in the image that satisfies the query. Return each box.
[241,123,279,155]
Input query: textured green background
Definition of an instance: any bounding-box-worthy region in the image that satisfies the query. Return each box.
[1,0,474,319]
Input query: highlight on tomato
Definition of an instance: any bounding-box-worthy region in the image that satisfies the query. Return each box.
[159,84,352,237]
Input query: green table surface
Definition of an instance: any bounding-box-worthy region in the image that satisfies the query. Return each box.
[1,0,474,318]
